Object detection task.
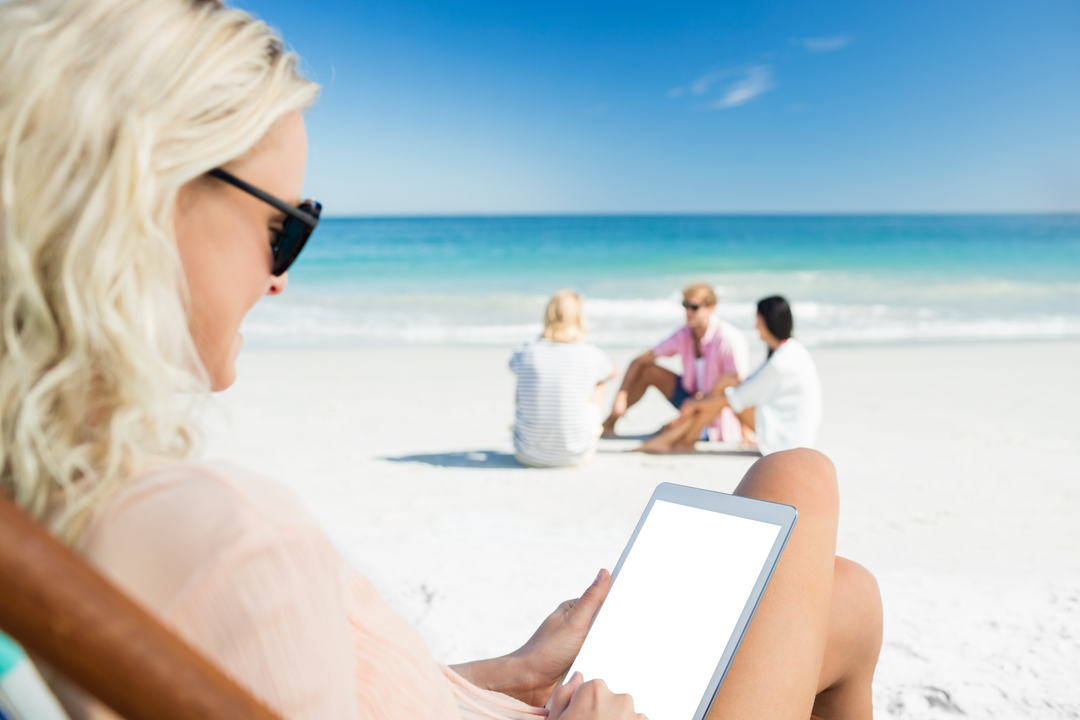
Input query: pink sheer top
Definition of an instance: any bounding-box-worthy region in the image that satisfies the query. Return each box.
[79,461,547,720]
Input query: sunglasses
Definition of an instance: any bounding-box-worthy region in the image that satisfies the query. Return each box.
[682,300,710,311]
[209,168,321,277]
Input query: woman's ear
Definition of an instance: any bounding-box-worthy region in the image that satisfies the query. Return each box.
[267,272,288,296]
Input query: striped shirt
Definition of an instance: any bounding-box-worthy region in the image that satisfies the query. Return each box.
[510,340,613,468]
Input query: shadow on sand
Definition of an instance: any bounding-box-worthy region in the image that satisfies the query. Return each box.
[384,450,524,469]
[596,437,762,457]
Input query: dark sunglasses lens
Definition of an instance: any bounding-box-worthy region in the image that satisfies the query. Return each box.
[682,302,700,311]
[271,201,321,276]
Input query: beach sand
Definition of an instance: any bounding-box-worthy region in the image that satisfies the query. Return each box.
[203,340,1080,719]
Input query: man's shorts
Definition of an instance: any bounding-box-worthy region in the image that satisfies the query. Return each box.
[670,377,710,441]
[669,376,692,408]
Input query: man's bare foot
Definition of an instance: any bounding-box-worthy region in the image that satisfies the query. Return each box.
[633,436,672,453]
[601,418,619,439]
[671,438,698,453]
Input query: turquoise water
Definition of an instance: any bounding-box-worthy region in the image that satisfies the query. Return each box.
[243,215,1080,347]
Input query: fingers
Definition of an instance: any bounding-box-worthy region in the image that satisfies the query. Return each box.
[566,569,610,627]
[563,679,643,719]
[548,672,584,717]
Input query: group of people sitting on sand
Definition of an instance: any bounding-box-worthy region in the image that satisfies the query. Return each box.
[1,2,881,718]
[509,283,823,468]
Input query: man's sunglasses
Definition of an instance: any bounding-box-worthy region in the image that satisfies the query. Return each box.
[682,300,710,311]
[209,168,321,277]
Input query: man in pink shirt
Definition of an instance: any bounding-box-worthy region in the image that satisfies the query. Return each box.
[602,282,749,442]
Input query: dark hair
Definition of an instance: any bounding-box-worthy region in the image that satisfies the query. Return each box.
[757,296,793,358]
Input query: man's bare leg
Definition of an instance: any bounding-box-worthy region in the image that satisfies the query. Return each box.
[602,363,679,437]
[706,450,881,720]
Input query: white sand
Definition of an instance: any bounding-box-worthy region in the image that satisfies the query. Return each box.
[203,340,1080,719]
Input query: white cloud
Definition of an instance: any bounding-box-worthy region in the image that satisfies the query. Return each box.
[670,65,775,110]
[802,35,851,53]
[690,70,727,96]
[713,65,773,109]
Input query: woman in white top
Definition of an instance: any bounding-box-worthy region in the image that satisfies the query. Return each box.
[510,291,615,467]
[638,296,822,455]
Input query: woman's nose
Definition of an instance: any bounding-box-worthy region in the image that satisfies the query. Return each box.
[267,271,288,296]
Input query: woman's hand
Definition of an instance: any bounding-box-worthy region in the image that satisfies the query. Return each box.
[506,568,611,706]
[451,569,611,707]
[549,672,647,720]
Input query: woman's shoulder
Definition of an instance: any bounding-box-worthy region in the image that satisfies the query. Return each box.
[771,340,819,378]
[97,460,316,534]
[776,338,813,361]
[83,460,327,612]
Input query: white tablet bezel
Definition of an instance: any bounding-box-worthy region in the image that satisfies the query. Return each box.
[571,482,797,720]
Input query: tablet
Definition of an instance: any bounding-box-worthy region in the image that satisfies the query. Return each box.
[565,482,797,720]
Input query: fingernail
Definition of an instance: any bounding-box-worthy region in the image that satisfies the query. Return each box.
[594,569,605,584]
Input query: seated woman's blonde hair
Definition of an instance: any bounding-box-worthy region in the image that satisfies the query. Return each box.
[0,0,318,544]
[541,290,586,343]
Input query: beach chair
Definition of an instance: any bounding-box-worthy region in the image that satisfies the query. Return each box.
[0,629,69,720]
[0,494,283,720]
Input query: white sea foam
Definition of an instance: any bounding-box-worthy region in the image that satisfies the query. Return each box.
[241,292,1080,348]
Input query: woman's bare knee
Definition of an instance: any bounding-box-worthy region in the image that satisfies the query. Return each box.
[735,449,839,524]
[836,558,882,666]
[816,557,883,699]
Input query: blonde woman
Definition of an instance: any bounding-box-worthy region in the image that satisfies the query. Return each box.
[0,1,882,719]
[510,291,616,468]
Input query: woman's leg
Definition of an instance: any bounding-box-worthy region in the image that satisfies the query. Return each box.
[634,410,700,452]
[637,397,726,453]
[706,450,881,720]
[735,407,757,444]
[736,407,755,432]
[812,558,882,719]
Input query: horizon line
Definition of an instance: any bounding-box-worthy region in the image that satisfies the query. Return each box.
[320,210,1080,220]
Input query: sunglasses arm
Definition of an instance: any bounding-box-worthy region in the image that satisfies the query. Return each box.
[208,169,318,227]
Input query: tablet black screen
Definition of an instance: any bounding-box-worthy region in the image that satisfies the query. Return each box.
[566,499,783,720]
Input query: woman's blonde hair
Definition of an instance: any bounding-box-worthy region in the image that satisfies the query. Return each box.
[541,290,586,343]
[0,0,318,544]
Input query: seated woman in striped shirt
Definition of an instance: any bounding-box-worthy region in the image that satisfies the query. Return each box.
[510,291,617,467]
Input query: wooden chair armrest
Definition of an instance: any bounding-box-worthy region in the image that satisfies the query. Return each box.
[0,494,283,720]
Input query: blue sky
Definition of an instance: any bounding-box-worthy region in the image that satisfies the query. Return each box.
[236,0,1080,215]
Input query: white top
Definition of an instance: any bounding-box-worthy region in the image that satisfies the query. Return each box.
[509,339,613,467]
[724,339,822,456]
[694,357,707,394]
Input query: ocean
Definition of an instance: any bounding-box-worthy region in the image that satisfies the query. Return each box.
[242,214,1080,348]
